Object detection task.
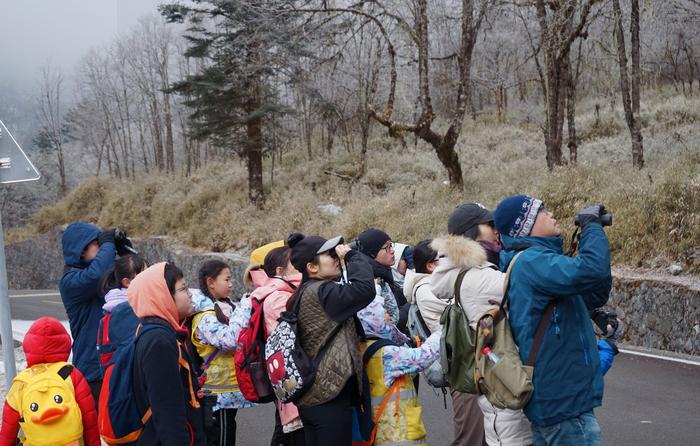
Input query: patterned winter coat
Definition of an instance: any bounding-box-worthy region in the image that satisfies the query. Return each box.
[191,289,255,410]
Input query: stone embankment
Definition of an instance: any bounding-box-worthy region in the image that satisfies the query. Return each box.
[6,228,699,356]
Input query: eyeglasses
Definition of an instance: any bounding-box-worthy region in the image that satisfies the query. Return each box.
[176,285,192,297]
[380,241,394,252]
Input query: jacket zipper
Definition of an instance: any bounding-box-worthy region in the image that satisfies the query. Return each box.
[551,307,560,339]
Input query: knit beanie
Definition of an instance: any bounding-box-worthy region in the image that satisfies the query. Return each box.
[493,195,544,238]
[357,228,391,258]
[288,233,327,275]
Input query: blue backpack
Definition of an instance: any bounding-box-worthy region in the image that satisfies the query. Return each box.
[97,321,168,444]
[96,302,140,371]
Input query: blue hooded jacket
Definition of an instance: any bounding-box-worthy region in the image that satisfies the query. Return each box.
[59,222,115,382]
[500,223,612,427]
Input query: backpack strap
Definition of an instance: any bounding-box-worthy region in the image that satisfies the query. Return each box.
[354,377,404,446]
[57,364,73,380]
[412,282,429,302]
[525,302,555,367]
[452,269,469,309]
[498,251,524,313]
[502,251,557,367]
[362,338,398,365]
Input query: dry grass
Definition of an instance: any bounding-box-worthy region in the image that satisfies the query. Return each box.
[13,91,700,273]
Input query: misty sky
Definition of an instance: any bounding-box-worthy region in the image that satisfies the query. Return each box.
[0,0,164,89]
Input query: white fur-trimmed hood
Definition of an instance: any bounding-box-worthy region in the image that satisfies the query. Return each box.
[431,235,487,270]
[430,235,490,301]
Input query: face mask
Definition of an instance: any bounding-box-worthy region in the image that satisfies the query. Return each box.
[479,240,501,254]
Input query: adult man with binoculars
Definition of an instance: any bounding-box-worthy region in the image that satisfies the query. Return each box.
[59,222,135,404]
[493,196,612,446]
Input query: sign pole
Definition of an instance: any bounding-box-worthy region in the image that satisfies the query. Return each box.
[0,119,42,389]
[0,212,16,389]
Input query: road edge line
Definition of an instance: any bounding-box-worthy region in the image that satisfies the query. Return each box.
[619,348,700,366]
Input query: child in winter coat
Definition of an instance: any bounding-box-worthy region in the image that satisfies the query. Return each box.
[0,317,100,446]
[96,254,147,368]
[247,246,305,444]
[356,295,442,446]
[190,260,255,446]
[128,261,206,446]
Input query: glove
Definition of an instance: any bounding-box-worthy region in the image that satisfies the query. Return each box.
[114,229,135,255]
[590,308,624,342]
[597,339,619,376]
[98,229,116,246]
[576,205,605,230]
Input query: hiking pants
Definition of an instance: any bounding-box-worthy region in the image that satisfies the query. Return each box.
[298,380,355,446]
[451,389,486,446]
[206,408,238,446]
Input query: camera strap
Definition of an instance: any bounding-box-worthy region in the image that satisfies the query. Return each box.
[566,227,581,257]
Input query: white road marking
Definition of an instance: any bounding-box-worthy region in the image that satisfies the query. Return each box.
[9,292,61,298]
[620,348,700,366]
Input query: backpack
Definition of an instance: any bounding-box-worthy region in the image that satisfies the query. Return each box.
[98,323,169,445]
[473,252,546,410]
[234,294,275,403]
[352,338,397,445]
[407,285,448,389]
[96,302,140,371]
[264,282,343,404]
[439,270,476,393]
[7,362,83,446]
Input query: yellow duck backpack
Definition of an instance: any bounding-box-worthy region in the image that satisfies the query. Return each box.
[7,361,83,446]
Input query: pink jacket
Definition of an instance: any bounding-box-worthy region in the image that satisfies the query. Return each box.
[249,270,302,428]
[249,270,301,337]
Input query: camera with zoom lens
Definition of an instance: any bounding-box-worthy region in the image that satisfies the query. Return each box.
[574,211,613,227]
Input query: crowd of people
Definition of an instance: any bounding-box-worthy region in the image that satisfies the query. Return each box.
[0,193,622,446]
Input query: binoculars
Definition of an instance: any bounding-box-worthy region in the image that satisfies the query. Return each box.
[574,211,613,227]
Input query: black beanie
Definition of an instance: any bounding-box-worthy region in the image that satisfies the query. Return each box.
[288,233,327,274]
[357,228,391,258]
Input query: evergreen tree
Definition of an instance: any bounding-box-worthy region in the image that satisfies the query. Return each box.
[161,0,307,207]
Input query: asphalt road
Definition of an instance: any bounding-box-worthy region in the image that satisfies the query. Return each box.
[6,291,700,445]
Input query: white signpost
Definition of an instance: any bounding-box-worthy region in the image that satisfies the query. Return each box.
[0,119,41,389]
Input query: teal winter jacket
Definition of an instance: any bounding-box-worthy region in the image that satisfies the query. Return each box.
[500,223,612,427]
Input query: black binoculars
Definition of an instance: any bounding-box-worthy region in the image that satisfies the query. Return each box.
[574,212,613,227]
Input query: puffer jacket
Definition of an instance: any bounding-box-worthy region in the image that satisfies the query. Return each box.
[430,236,504,330]
[250,270,303,429]
[403,269,446,334]
[499,223,612,428]
[0,317,100,446]
[59,222,115,382]
[430,236,532,446]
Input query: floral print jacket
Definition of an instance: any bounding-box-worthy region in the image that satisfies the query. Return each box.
[191,289,255,410]
[358,294,441,388]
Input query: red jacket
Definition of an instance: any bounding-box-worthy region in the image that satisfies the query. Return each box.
[0,317,100,446]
